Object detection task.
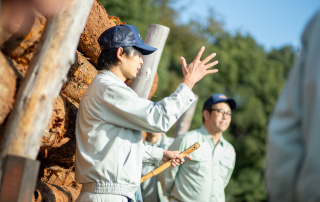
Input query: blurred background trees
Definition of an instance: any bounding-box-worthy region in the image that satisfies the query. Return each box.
[100,0,297,201]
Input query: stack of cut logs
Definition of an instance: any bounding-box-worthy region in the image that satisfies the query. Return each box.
[0,0,158,201]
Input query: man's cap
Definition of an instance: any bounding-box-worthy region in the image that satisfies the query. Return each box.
[98,24,157,55]
[203,93,237,111]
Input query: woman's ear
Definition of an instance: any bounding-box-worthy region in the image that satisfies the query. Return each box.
[116,47,124,61]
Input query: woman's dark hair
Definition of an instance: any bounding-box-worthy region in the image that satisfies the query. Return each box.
[97,46,142,70]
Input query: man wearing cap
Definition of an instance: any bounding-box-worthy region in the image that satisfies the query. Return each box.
[75,24,219,202]
[163,93,237,202]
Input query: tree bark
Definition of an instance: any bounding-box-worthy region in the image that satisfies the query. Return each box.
[0,0,94,162]
[0,52,17,125]
[61,51,97,104]
[78,0,116,66]
[2,11,46,76]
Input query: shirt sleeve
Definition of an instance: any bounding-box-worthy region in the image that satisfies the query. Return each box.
[101,82,196,133]
[142,144,164,166]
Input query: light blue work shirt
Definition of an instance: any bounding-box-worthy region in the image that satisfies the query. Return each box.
[75,70,196,200]
[141,133,174,202]
[163,126,236,202]
[266,10,320,202]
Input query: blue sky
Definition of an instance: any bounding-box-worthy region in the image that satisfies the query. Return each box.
[171,0,320,51]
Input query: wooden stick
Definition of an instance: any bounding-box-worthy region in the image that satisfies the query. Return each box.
[140,142,200,183]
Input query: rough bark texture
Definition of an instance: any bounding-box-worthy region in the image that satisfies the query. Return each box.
[0,0,95,200]
[0,0,160,200]
[3,11,46,76]
[34,95,80,201]
[78,0,116,66]
[61,51,97,104]
[0,52,17,125]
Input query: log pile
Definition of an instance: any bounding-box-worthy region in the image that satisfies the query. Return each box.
[0,0,158,200]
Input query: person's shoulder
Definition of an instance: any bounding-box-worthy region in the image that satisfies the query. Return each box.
[181,128,201,138]
[95,71,121,85]
[222,138,236,156]
[88,71,111,88]
[302,9,320,45]
[177,128,203,145]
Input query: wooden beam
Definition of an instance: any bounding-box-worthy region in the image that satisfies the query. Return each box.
[0,155,40,202]
[130,24,170,99]
[0,0,94,167]
[174,95,198,137]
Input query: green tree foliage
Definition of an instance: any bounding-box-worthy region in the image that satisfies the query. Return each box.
[100,0,161,37]
[98,0,297,201]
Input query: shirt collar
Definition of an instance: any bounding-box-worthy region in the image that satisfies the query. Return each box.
[100,69,124,83]
[200,125,225,147]
[99,69,127,86]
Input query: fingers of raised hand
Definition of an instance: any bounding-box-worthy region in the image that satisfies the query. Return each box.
[201,53,217,65]
[205,60,219,69]
[193,46,205,63]
[180,57,187,68]
[180,57,188,75]
[207,69,219,75]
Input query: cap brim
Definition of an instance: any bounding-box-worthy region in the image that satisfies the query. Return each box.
[225,98,237,110]
[134,43,157,55]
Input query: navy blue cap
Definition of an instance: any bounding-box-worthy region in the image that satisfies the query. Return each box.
[98,24,157,55]
[203,93,237,111]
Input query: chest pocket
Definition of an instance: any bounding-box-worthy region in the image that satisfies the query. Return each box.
[184,142,211,174]
[218,157,234,178]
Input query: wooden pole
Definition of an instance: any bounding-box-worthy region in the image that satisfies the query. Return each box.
[0,0,94,196]
[130,24,170,99]
[0,155,40,202]
[0,0,94,161]
[174,95,198,137]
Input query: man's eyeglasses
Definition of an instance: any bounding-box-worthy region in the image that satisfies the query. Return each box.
[206,108,232,119]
